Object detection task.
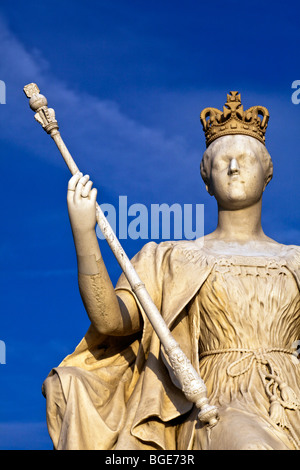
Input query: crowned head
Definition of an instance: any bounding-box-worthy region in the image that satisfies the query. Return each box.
[199,92,273,208]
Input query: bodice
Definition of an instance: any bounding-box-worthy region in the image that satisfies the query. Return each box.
[198,254,300,353]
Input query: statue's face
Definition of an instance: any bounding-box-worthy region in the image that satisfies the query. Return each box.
[207,135,266,210]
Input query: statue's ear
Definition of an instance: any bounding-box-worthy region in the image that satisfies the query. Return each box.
[263,174,272,192]
[205,182,214,196]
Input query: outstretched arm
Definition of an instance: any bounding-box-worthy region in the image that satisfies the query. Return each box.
[67,172,142,336]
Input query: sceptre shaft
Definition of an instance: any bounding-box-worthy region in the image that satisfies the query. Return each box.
[23,83,218,428]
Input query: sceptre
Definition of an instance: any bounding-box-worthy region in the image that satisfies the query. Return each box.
[23,83,218,428]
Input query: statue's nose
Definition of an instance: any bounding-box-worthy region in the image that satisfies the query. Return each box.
[228,158,240,175]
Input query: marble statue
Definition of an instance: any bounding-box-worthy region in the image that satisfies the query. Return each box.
[40,91,300,450]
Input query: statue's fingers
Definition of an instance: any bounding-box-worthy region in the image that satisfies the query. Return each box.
[67,172,82,201]
[75,174,90,202]
[68,172,82,189]
[80,174,90,186]
[81,180,93,198]
[89,187,98,202]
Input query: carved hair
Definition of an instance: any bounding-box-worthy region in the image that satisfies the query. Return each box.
[200,135,273,189]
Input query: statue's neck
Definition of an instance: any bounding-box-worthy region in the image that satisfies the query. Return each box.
[213,199,267,242]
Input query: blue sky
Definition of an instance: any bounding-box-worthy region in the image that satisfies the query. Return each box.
[0,0,299,449]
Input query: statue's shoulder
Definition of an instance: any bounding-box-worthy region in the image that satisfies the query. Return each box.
[156,238,212,267]
[287,243,300,252]
[132,240,177,266]
[137,238,209,265]
[284,243,300,266]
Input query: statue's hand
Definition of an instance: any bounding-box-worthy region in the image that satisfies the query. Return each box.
[67,172,98,234]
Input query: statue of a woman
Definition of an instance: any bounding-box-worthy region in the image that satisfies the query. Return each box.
[43,92,300,450]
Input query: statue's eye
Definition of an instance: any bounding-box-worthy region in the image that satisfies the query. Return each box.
[212,158,228,171]
[238,154,256,166]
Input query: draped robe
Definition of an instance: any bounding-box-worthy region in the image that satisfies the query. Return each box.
[43,239,300,450]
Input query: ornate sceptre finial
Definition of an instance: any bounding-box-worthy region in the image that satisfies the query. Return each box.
[24,83,59,135]
[23,83,79,175]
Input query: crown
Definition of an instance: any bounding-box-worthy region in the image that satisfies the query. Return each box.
[200,91,269,147]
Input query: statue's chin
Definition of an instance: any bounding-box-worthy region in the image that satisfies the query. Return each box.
[227,188,247,203]
[219,191,252,210]
[228,193,247,202]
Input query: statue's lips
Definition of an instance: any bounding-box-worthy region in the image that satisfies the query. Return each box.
[228,175,244,184]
